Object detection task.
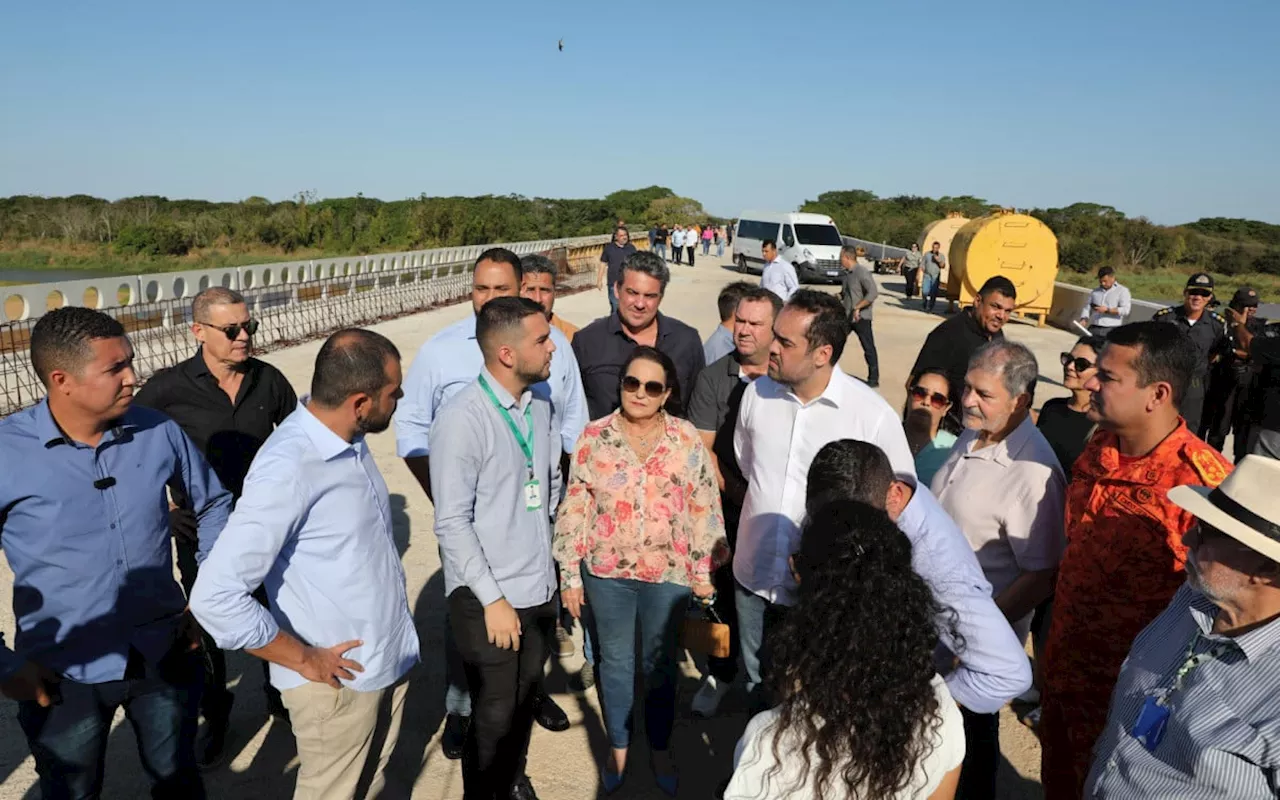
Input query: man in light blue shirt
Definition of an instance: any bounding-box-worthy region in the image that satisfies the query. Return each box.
[760,238,799,302]
[0,307,231,800]
[1078,266,1132,338]
[395,247,578,754]
[429,297,561,800]
[191,329,418,800]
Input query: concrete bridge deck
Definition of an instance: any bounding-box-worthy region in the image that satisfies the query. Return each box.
[0,252,1071,799]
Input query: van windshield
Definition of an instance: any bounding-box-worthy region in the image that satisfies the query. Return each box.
[794,224,843,246]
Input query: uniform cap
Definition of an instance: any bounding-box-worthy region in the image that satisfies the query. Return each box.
[1185,272,1215,290]
[1230,287,1259,307]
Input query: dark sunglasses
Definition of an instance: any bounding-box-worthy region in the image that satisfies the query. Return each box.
[621,375,668,398]
[909,385,950,410]
[1186,289,1212,298]
[201,319,259,339]
[1060,353,1096,372]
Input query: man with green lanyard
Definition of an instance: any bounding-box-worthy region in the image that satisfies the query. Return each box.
[429,297,561,800]
[1087,455,1280,797]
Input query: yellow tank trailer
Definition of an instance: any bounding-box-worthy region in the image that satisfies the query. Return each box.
[946,211,1058,327]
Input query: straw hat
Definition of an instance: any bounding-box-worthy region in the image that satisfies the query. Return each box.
[1169,456,1280,563]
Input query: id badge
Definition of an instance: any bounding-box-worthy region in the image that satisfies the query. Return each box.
[524,479,542,511]
[1130,695,1170,752]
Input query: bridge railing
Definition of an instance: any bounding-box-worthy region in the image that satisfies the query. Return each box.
[1,234,626,417]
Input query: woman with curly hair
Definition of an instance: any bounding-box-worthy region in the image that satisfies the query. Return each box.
[724,500,965,799]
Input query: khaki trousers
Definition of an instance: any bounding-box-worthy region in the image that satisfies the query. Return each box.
[281,679,408,800]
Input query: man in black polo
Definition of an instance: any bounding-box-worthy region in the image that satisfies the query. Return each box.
[1153,272,1229,435]
[597,226,637,314]
[134,286,296,766]
[909,275,1016,395]
[573,250,704,420]
[686,285,780,718]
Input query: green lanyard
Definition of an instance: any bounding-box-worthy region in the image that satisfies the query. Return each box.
[1156,631,1230,707]
[478,374,534,479]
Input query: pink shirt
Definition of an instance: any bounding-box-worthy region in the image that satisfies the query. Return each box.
[553,411,728,589]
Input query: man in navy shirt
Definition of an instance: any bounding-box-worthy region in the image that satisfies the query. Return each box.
[597,227,637,313]
[0,307,232,799]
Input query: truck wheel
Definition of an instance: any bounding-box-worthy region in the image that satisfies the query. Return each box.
[737,254,748,273]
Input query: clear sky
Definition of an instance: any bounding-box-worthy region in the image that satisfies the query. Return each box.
[2,0,1277,225]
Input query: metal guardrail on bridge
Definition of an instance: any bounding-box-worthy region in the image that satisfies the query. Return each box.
[1,234,627,417]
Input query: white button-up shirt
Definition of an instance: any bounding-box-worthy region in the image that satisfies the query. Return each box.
[761,257,799,302]
[733,367,915,605]
[1079,282,1133,328]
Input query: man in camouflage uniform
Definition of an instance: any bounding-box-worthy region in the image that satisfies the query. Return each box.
[1040,322,1233,800]
[1152,272,1228,435]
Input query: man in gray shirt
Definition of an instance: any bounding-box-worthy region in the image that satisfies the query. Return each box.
[429,297,561,800]
[840,244,880,387]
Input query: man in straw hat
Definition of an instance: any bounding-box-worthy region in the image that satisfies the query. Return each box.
[1087,455,1280,797]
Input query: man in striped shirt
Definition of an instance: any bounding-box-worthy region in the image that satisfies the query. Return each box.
[1087,455,1280,797]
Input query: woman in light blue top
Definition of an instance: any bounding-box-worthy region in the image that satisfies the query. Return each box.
[903,369,961,486]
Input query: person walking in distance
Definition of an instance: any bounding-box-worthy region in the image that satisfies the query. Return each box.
[0,307,232,800]
[1039,322,1233,800]
[716,225,727,258]
[653,223,668,263]
[670,225,684,265]
[133,287,296,765]
[686,224,698,267]
[599,227,637,314]
[1077,266,1132,339]
[902,242,924,300]
[922,241,946,312]
[397,248,578,760]
[1152,272,1228,435]
[701,224,713,256]
[192,329,418,800]
[428,298,562,800]
[687,287,783,718]
[759,239,799,302]
[839,244,880,388]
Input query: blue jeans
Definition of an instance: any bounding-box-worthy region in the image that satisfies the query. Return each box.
[716,241,724,257]
[702,240,711,255]
[582,570,690,750]
[654,242,666,261]
[922,273,941,308]
[734,581,789,712]
[17,648,204,800]
[607,283,619,315]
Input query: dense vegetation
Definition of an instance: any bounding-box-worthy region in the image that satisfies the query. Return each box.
[802,190,1280,277]
[0,187,714,265]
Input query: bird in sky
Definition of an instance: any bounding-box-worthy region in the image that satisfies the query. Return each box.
[558,39,564,52]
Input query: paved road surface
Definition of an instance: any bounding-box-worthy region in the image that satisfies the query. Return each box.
[0,253,1069,799]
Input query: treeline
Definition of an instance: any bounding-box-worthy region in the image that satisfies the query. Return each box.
[0,187,715,257]
[802,190,1280,277]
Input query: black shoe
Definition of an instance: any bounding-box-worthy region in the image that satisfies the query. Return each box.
[264,687,289,722]
[197,692,233,771]
[510,774,540,800]
[533,691,570,732]
[442,713,469,760]
[866,378,880,388]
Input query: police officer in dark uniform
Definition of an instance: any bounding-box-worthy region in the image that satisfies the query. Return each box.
[1203,287,1266,461]
[1152,272,1228,436]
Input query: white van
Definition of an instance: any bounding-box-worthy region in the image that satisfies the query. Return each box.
[731,211,845,284]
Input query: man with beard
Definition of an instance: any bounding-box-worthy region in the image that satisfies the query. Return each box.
[191,329,420,799]
[1039,322,1233,800]
[429,298,561,800]
[931,340,1066,798]
[1152,272,1228,434]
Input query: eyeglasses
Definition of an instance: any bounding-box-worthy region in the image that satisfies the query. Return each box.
[1186,289,1212,298]
[621,375,667,397]
[909,385,950,410]
[200,319,259,339]
[1060,353,1096,372]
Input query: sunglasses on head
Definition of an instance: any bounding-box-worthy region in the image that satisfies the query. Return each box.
[621,375,668,397]
[1186,289,1212,298]
[1060,352,1096,372]
[201,319,259,339]
[909,385,950,410]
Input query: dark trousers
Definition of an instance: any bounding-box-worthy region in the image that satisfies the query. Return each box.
[450,588,556,800]
[17,646,205,800]
[176,535,277,720]
[1202,369,1254,461]
[849,317,879,383]
[687,245,696,266]
[672,245,683,264]
[1181,374,1207,436]
[956,706,1000,800]
[705,562,740,684]
[903,267,919,298]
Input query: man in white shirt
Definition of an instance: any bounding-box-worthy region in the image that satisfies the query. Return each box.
[931,339,1067,799]
[191,329,420,800]
[759,239,799,302]
[732,290,914,709]
[1078,266,1132,338]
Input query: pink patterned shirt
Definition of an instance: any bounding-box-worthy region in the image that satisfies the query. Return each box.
[553,411,728,590]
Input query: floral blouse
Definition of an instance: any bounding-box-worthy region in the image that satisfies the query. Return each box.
[553,411,728,590]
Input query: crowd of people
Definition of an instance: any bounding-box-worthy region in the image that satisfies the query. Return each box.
[2,226,1279,800]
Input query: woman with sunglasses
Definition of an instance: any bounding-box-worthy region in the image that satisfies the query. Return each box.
[903,369,961,486]
[725,501,965,799]
[1037,336,1105,479]
[554,346,727,795]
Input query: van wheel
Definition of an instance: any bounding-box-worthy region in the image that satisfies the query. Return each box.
[737,255,748,273]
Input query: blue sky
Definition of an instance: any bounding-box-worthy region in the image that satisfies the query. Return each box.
[2,0,1277,226]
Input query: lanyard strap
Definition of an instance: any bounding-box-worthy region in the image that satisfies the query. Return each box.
[478,374,534,474]
[1161,631,1230,703]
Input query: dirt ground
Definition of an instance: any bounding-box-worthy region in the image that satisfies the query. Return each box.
[0,252,1068,798]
